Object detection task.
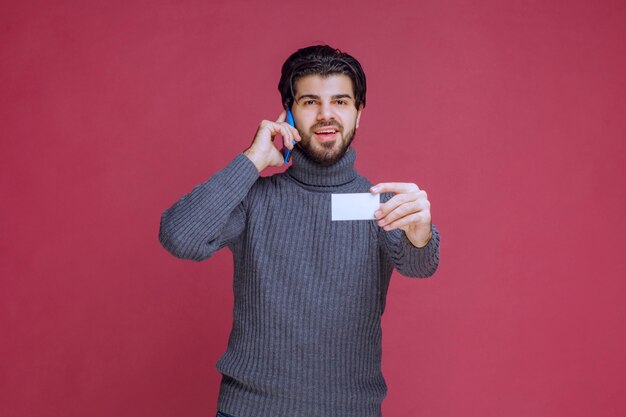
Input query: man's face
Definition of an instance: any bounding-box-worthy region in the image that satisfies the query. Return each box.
[291,74,363,166]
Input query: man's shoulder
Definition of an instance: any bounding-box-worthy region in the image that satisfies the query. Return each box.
[352,171,374,191]
[355,171,373,185]
[247,170,290,192]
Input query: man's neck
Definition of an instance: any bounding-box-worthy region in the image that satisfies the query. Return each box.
[286,147,358,187]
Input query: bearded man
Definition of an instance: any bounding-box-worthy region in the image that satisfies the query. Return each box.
[159,44,440,417]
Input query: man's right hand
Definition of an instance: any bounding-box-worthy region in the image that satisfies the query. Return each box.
[243,110,302,172]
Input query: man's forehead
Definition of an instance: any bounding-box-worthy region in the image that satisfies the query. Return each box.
[294,74,355,97]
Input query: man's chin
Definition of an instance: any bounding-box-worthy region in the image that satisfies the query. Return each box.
[301,144,347,166]
[298,129,355,166]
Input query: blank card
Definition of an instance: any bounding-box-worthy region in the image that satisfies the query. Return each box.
[331,193,380,221]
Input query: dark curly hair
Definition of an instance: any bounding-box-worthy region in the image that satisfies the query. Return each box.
[278,45,366,110]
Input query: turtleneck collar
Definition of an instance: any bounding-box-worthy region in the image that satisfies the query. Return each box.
[286,146,358,187]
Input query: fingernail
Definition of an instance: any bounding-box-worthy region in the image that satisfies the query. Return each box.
[370,186,379,193]
[374,210,382,218]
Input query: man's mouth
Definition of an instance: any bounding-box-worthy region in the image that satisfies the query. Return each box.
[313,127,340,142]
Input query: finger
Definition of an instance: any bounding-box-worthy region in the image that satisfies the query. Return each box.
[263,120,282,137]
[280,123,302,147]
[287,124,302,142]
[276,110,287,123]
[267,121,289,139]
[377,201,423,226]
[375,192,420,219]
[378,190,429,219]
[370,182,420,195]
[279,125,294,149]
[382,204,430,228]
[381,212,430,231]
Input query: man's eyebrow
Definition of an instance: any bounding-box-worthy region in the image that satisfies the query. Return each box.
[331,94,354,100]
[296,94,320,101]
[296,94,354,101]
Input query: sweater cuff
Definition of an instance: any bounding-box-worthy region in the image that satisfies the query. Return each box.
[387,224,440,278]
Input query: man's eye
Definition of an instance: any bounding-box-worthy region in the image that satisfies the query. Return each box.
[304,100,317,105]
[336,100,346,105]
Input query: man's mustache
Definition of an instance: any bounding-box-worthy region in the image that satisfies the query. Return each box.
[310,122,343,131]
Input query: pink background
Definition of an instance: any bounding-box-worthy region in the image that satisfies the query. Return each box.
[2,0,625,416]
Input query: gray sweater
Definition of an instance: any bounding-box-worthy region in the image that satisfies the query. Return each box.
[159,147,440,417]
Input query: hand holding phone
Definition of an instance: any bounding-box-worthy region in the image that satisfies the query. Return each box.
[243,110,300,172]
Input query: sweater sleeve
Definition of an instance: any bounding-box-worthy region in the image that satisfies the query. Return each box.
[379,223,440,278]
[158,154,259,262]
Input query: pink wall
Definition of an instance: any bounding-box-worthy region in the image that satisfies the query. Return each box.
[2,0,625,416]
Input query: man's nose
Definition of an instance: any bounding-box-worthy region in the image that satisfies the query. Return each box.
[316,102,334,121]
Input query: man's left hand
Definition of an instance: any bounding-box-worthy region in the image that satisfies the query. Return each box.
[370,182,433,248]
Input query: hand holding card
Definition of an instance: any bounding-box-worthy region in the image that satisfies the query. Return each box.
[370,182,433,248]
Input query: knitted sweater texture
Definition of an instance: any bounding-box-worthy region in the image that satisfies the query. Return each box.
[159,147,440,417]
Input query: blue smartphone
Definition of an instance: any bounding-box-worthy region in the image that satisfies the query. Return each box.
[283,107,297,164]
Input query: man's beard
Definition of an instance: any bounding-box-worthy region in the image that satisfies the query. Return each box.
[296,121,357,167]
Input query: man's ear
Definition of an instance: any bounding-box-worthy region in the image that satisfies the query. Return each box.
[356,105,364,129]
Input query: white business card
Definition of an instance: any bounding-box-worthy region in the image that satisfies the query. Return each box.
[331,193,380,221]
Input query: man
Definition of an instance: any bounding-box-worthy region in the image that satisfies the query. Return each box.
[159,45,440,417]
